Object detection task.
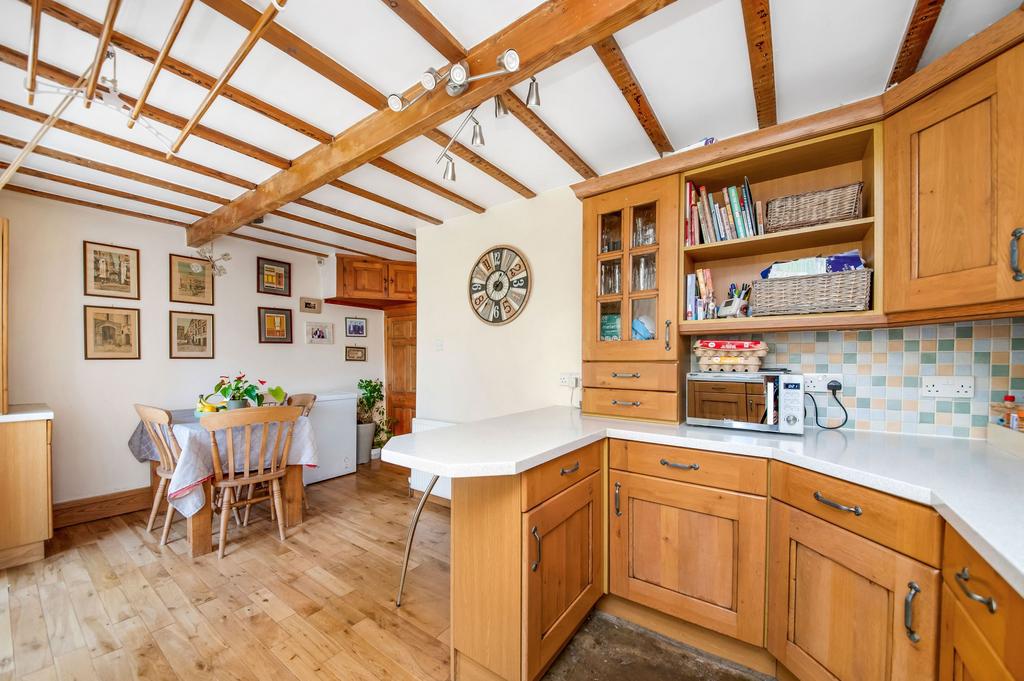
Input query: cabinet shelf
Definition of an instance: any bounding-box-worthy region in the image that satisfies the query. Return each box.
[679,310,887,335]
[683,217,873,263]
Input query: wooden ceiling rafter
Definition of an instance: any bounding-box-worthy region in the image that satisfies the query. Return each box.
[128,0,194,128]
[380,0,466,64]
[26,0,42,105]
[291,197,414,241]
[329,179,440,225]
[370,158,485,213]
[740,0,777,129]
[888,0,946,87]
[498,91,597,179]
[592,35,672,154]
[82,0,122,106]
[420,129,536,199]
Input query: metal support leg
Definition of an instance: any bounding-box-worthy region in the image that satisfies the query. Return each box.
[396,475,439,607]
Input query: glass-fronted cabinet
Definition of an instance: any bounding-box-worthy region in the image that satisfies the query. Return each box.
[582,175,679,361]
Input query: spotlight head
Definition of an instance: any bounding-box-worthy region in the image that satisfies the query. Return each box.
[493,94,509,118]
[471,118,485,147]
[387,93,407,112]
[497,49,520,73]
[420,68,441,91]
[442,154,456,182]
[449,62,469,86]
[526,76,541,108]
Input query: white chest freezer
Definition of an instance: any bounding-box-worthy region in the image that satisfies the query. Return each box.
[304,391,357,484]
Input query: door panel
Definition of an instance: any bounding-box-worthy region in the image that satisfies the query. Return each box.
[692,392,746,421]
[388,262,417,301]
[939,584,1015,681]
[385,313,415,436]
[344,259,388,299]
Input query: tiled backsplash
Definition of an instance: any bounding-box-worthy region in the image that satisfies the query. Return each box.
[690,318,1024,439]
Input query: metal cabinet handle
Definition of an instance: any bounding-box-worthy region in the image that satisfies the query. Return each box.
[955,568,998,613]
[614,481,622,517]
[611,400,641,407]
[904,581,921,642]
[660,458,700,471]
[1012,228,1024,282]
[530,526,542,572]
[559,461,580,476]
[611,372,641,379]
[664,320,671,351]
[813,490,863,516]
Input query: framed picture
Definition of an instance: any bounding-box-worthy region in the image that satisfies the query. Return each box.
[299,297,322,314]
[345,317,367,337]
[84,241,139,299]
[345,345,367,361]
[169,254,214,305]
[257,257,291,296]
[84,305,140,359]
[169,311,214,359]
[305,321,334,345]
[258,307,293,343]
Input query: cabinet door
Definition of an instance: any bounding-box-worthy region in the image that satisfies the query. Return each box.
[387,262,416,301]
[523,472,602,681]
[692,391,746,421]
[609,471,766,645]
[0,420,51,550]
[342,258,388,299]
[768,501,941,681]
[939,584,1015,681]
[582,175,679,361]
[885,44,1024,312]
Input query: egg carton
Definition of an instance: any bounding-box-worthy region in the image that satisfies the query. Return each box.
[697,356,763,372]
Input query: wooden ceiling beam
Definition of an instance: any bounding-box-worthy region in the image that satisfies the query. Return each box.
[888,0,946,87]
[27,0,41,104]
[83,0,122,106]
[187,0,673,244]
[592,35,672,154]
[421,128,536,198]
[329,179,441,225]
[740,0,777,128]
[498,91,596,179]
[379,0,466,64]
[292,198,414,241]
[128,0,193,128]
[370,158,484,213]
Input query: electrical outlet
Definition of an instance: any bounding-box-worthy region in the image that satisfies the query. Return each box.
[805,373,843,393]
[559,372,581,388]
[953,377,975,398]
[922,376,974,398]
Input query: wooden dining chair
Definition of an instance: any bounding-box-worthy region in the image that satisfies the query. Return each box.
[134,404,182,547]
[286,393,317,417]
[200,406,303,558]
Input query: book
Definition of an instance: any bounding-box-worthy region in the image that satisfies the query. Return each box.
[727,186,745,238]
[743,176,759,235]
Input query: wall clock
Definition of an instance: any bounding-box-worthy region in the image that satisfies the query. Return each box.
[468,245,531,325]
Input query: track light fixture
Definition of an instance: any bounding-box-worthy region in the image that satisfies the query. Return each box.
[470,115,485,147]
[526,76,541,108]
[441,154,456,182]
[434,105,484,181]
[387,48,521,111]
[493,94,509,118]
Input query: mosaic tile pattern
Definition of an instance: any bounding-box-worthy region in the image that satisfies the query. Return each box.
[690,318,1024,439]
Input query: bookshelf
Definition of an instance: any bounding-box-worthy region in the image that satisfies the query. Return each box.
[679,124,884,334]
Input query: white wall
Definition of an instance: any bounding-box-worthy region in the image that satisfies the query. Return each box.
[416,186,582,423]
[0,192,383,503]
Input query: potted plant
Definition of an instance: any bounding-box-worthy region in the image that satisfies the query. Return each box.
[356,378,385,464]
[213,373,286,409]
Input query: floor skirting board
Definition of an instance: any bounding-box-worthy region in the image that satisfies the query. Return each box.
[52,486,152,529]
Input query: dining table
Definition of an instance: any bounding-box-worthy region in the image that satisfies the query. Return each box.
[128,407,319,557]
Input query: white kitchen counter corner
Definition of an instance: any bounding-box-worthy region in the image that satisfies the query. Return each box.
[382,405,1024,597]
[0,404,54,423]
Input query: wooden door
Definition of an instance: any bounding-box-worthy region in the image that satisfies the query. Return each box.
[385,309,416,436]
[609,471,766,645]
[885,44,1024,312]
[523,472,603,681]
[691,391,746,421]
[768,501,941,681]
[939,584,1015,681]
[0,420,51,550]
[343,258,388,299]
[387,262,417,301]
[746,394,766,424]
[582,175,679,362]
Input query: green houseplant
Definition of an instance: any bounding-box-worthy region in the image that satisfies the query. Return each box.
[356,378,392,463]
[213,373,286,409]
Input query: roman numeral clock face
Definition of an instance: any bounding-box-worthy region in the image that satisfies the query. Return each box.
[468,246,531,325]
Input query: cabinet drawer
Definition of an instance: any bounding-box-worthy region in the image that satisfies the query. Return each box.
[770,462,943,567]
[521,441,602,512]
[582,388,679,423]
[942,526,1024,678]
[692,381,746,395]
[583,361,679,392]
[609,440,766,495]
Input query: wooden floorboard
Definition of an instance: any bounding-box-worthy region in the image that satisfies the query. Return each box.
[0,463,451,681]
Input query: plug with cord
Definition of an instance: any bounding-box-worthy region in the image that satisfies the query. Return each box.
[804,379,848,430]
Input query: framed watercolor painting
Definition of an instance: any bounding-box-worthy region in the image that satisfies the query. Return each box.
[257,257,291,296]
[84,241,139,299]
[305,321,334,344]
[258,307,293,343]
[169,254,214,305]
[84,305,140,359]
[345,317,367,337]
[169,311,214,359]
[344,346,367,361]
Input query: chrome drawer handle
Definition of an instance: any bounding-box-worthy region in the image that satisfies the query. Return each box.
[559,461,580,476]
[1012,228,1024,282]
[660,458,699,471]
[904,582,921,643]
[611,400,641,407]
[530,526,541,572]
[813,490,862,516]
[610,372,641,379]
[955,568,997,613]
[614,481,622,517]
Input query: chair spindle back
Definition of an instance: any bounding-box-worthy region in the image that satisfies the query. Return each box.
[200,406,302,483]
[134,404,181,472]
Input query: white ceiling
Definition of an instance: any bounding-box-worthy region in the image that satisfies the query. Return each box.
[0,0,1018,262]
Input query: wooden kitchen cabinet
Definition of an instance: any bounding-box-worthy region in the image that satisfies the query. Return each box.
[330,255,417,308]
[608,470,767,645]
[768,501,941,681]
[939,584,1016,681]
[885,42,1024,316]
[387,261,417,300]
[0,419,52,569]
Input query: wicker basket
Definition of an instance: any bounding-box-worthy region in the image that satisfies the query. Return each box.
[765,182,863,233]
[751,269,872,316]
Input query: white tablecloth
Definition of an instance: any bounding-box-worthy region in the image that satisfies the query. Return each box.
[166,417,318,517]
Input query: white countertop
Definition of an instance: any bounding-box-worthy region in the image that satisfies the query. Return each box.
[0,403,54,423]
[383,405,1024,597]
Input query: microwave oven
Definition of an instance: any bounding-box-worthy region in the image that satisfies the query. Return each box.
[686,371,804,435]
